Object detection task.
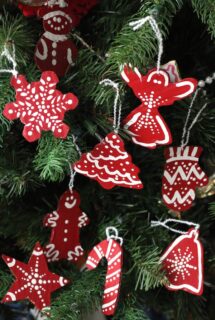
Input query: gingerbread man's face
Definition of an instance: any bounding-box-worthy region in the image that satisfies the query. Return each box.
[42,10,73,35]
[60,190,81,210]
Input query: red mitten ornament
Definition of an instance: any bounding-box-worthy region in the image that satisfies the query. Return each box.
[43,189,89,263]
[74,132,143,190]
[86,228,123,315]
[3,71,78,142]
[162,146,208,211]
[121,65,197,149]
[2,243,69,310]
[161,228,203,295]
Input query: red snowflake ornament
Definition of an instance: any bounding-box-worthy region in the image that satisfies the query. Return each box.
[3,71,78,142]
[161,228,203,295]
[121,65,197,149]
[86,238,123,315]
[162,146,208,211]
[43,189,89,263]
[2,242,69,310]
[74,132,143,190]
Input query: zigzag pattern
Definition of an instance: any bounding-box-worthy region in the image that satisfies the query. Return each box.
[164,166,205,185]
[163,190,195,205]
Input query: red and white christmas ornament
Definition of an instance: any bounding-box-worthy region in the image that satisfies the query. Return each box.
[43,188,89,263]
[86,227,123,316]
[74,79,143,190]
[34,0,98,77]
[162,146,208,211]
[35,1,77,77]
[121,65,197,149]
[152,219,204,295]
[74,132,143,190]
[2,242,69,310]
[122,16,197,149]
[3,71,78,142]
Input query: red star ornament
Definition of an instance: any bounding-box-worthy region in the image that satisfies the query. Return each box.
[2,242,69,310]
[43,189,90,264]
[3,71,78,142]
[121,65,197,149]
[161,228,203,295]
[74,132,143,190]
[162,146,208,211]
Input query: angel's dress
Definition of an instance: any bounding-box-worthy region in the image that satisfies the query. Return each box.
[124,104,172,149]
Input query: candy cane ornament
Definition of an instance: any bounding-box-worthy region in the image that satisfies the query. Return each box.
[86,227,123,316]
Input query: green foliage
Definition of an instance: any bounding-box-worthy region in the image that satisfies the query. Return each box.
[50,268,104,320]
[0,11,36,67]
[33,134,79,182]
[191,0,215,37]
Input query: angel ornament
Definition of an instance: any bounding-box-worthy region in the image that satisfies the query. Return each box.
[121,65,197,149]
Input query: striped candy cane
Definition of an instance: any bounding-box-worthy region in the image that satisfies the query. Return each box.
[86,227,123,316]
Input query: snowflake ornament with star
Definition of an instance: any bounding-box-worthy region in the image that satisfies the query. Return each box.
[2,242,69,310]
[161,228,203,295]
[3,71,78,142]
[121,65,197,149]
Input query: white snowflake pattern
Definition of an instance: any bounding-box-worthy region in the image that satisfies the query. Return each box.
[166,246,197,282]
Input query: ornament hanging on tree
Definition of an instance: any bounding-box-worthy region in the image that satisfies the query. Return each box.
[123,17,197,149]
[121,65,197,149]
[3,71,78,142]
[34,0,98,77]
[162,146,208,211]
[86,227,123,316]
[43,189,90,263]
[74,79,143,190]
[74,132,143,190]
[18,0,46,16]
[161,228,203,295]
[2,242,69,310]
[151,219,204,296]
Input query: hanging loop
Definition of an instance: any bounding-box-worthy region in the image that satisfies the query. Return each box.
[129,16,163,72]
[106,226,123,246]
[100,79,122,133]
[151,218,200,235]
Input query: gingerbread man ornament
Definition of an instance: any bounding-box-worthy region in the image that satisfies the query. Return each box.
[43,189,89,263]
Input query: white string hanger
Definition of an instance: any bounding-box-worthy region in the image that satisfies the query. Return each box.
[106,226,123,246]
[0,43,18,77]
[181,102,208,148]
[180,69,215,148]
[68,134,82,191]
[151,218,200,235]
[129,16,163,72]
[99,79,122,133]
